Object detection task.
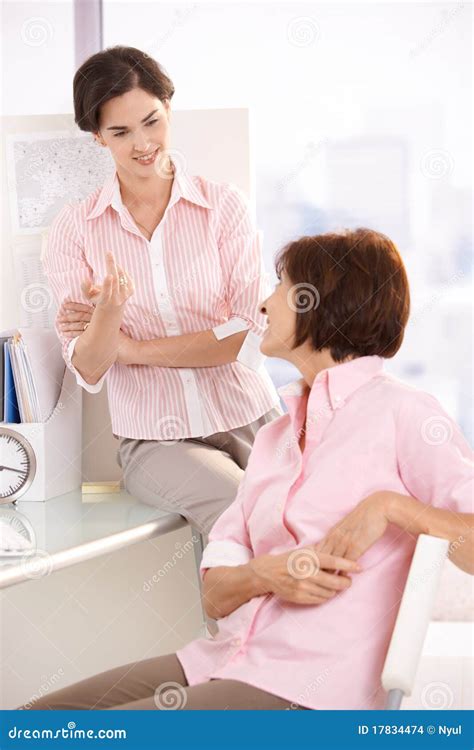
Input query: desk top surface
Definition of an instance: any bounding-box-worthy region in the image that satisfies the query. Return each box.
[0,489,188,589]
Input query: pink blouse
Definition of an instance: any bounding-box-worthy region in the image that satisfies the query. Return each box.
[42,167,279,440]
[176,355,473,709]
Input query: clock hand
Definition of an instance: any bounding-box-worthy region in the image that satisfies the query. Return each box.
[0,465,27,474]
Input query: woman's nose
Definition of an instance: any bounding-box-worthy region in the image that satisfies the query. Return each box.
[133,137,150,152]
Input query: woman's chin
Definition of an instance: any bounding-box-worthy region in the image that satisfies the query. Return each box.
[260,334,275,358]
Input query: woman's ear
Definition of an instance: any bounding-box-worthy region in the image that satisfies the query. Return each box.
[163,99,171,120]
[94,132,106,147]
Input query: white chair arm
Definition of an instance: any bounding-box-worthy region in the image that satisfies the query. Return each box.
[382,533,450,697]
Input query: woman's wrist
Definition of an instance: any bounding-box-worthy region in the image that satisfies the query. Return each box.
[247,556,274,596]
[92,303,124,328]
[384,491,429,535]
[132,339,165,367]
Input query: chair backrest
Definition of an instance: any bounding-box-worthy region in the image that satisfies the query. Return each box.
[382,533,450,709]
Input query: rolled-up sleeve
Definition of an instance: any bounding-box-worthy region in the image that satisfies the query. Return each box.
[396,391,474,514]
[200,469,254,581]
[213,184,271,371]
[41,204,112,393]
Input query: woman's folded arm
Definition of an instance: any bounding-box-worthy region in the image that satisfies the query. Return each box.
[202,562,269,619]
[201,550,361,618]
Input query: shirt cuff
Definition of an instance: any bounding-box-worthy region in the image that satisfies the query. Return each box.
[236,330,265,371]
[212,318,265,372]
[212,317,249,339]
[66,336,110,394]
[200,540,253,574]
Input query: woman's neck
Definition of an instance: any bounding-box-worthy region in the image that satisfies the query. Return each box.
[116,167,174,210]
[294,347,349,388]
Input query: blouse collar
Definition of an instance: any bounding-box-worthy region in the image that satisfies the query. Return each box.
[278,355,385,422]
[86,160,212,221]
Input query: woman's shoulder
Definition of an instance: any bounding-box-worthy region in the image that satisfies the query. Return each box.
[189,173,250,212]
[370,371,452,420]
[50,184,102,230]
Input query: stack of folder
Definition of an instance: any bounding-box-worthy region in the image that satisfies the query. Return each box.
[1,328,65,424]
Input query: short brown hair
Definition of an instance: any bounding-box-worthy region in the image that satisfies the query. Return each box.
[73,46,175,133]
[275,227,410,361]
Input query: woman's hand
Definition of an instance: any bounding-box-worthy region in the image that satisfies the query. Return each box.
[116,330,140,366]
[57,302,94,338]
[249,546,362,606]
[315,491,392,562]
[58,303,139,366]
[81,252,135,311]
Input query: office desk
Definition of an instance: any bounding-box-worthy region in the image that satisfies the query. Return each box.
[0,489,201,590]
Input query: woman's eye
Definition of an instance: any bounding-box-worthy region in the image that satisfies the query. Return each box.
[113,120,159,137]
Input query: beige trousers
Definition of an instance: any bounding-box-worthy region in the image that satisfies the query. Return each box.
[17,652,307,710]
[116,407,282,535]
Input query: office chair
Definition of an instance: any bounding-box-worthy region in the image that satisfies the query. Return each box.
[382,533,450,709]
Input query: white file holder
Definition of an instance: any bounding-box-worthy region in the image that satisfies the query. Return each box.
[2,365,82,502]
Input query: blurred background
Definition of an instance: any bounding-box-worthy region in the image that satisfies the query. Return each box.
[3,0,473,441]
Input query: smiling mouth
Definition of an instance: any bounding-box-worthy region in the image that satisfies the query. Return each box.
[133,147,159,161]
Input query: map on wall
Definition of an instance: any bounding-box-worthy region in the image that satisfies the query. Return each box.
[5,131,114,234]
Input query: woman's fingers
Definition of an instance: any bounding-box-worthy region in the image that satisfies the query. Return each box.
[116,264,135,299]
[101,274,113,305]
[313,570,352,591]
[105,252,119,291]
[59,320,91,331]
[331,537,350,561]
[316,551,361,573]
[58,310,93,323]
[61,301,93,313]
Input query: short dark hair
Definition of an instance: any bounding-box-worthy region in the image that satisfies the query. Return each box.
[275,227,410,361]
[73,45,175,133]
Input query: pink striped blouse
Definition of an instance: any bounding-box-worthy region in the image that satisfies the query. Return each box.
[42,167,280,440]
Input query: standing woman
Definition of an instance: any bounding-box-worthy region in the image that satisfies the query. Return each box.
[43,46,281,534]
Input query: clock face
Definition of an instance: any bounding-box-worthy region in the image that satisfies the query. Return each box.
[0,428,36,503]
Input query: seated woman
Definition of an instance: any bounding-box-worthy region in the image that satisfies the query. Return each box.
[20,228,473,711]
